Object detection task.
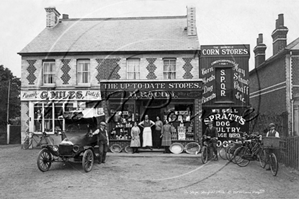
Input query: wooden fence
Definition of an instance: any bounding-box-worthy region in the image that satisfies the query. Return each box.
[275,136,299,170]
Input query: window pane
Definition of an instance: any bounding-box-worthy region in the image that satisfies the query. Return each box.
[127,59,140,79]
[77,60,90,83]
[34,103,43,132]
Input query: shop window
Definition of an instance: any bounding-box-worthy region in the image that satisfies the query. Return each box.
[77,60,90,84]
[34,103,43,132]
[44,103,53,132]
[163,58,176,79]
[43,61,55,85]
[54,103,63,132]
[109,103,135,140]
[162,103,194,141]
[127,58,140,79]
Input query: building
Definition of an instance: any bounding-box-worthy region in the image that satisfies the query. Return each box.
[250,14,299,137]
[19,7,203,150]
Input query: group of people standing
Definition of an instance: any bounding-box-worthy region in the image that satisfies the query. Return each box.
[130,115,172,153]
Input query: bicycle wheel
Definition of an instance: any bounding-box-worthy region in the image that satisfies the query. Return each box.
[227,145,236,162]
[235,147,251,167]
[257,148,266,168]
[218,147,227,160]
[270,153,279,176]
[201,146,208,164]
[232,146,244,164]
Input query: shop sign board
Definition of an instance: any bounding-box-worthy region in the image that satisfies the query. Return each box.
[100,81,202,91]
[202,107,249,146]
[21,90,101,101]
[200,45,250,106]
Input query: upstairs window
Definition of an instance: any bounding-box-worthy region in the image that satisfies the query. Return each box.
[163,58,176,79]
[77,60,90,84]
[127,58,140,80]
[43,61,55,84]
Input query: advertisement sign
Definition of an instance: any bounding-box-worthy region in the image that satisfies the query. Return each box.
[200,45,250,106]
[21,90,101,101]
[202,107,249,146]
[100,80,202,91]
[178,126,186,140]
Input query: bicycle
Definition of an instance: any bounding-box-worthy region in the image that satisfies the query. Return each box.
[261,137,280,176]
[233,134,265,167]
[201,136,218,164]
[22,132,55,149]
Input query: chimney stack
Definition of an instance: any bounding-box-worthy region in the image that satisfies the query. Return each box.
[253,33,267,67]
[187,6,197,36]
[45,7,60,28]
[62,14,69,20]
[272,14,288,55]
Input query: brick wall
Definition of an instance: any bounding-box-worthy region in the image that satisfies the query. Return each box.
[250,58,286,93]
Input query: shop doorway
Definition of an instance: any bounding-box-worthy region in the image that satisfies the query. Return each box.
[138,99,167,149]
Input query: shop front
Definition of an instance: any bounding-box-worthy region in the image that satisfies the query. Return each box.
[21,89,102,146]
[100,79,203,152]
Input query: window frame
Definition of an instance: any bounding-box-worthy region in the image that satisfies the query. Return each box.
[42,61,56,85]
[126,58,140,80]
[77,59,90,84]
[163,58,176,79]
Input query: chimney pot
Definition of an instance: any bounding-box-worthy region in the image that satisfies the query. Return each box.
[278,14,284,27]
[257,33,263,44]
[62,14,69,19]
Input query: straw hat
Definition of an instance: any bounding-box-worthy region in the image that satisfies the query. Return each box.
[100,121,107,126]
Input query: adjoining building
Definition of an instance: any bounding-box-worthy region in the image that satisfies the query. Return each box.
[19,7,204,150]
[250,14,299,137]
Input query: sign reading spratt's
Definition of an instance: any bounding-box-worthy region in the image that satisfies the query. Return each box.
[21,90,101,101]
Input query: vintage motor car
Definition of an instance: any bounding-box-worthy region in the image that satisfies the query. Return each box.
[36,108,105,172]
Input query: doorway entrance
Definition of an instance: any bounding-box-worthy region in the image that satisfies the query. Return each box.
[137,99,167,148]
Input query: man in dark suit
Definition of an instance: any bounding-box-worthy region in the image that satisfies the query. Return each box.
[91,121,109,164]
[203,120,218,160]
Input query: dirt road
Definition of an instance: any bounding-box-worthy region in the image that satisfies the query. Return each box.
[0,145,298,199]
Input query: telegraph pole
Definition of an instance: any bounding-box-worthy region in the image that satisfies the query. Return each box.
[7,79,10,144]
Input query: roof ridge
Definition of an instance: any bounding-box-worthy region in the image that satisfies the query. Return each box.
[60,15,187,21]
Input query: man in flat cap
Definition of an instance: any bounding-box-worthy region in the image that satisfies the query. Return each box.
[91,121,109,164]
[203,120,218,160]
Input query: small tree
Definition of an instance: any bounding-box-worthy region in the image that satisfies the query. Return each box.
[0,65,21,128]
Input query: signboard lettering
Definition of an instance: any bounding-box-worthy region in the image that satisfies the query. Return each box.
[21,90,101,101]
[101,81,202,91]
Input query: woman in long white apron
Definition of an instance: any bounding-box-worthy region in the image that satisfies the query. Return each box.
[138,115,155,149]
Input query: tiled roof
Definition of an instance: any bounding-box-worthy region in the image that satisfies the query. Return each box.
[286,38,299,50]
[19,16,199,54]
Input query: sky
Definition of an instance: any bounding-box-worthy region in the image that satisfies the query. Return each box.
[0,0,299,78]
